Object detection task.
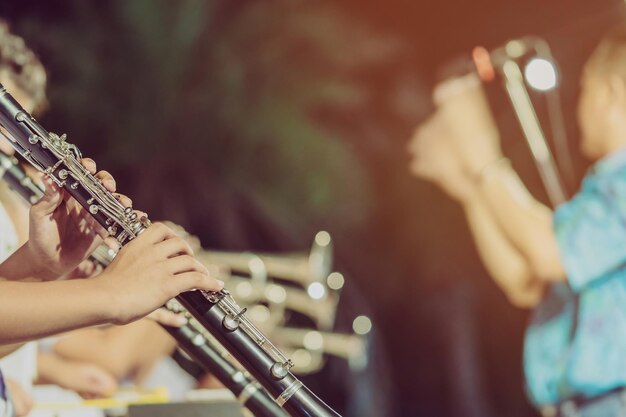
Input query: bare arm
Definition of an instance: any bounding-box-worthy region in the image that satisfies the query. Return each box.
[462,191,545,307]
[430,74,566,284]
[408,91,549,309]
[476,161,566,282]
[0,279,112,344]
[0,223,223,345]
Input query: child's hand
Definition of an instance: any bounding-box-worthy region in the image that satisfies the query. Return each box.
[54,361,117,399]
[95,222,224,325]
[27,158,127,280]
[38,352,117,398]
[146,308,187,327]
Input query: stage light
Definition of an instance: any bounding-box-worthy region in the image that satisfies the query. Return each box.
[524,57,558,91]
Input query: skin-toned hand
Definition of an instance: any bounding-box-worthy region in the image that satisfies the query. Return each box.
[95,222,224,325]
[27,158,124,280]
[408,111,477,202]
[5,379,32,417]
[146,308,187,327]
[161,220,202,252]
[62,362,118,399]
[433,74,503,175]
[41,357,118,399]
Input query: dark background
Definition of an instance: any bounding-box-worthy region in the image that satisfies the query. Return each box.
[2,1,625,416]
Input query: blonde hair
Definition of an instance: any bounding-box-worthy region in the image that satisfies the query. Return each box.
[0,19,47,113]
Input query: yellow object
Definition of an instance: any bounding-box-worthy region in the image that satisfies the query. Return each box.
[34,386,169,410]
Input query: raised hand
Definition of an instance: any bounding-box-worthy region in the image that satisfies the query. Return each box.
[408,112,476,202]
[433,74,503,176]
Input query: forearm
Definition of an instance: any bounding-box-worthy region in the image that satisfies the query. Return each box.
[0,243,47,281]
[462,192,545,307]
[477,161,566,282]
[0,279,113,344]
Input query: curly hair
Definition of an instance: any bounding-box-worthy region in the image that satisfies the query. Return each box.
[0,19,47,113]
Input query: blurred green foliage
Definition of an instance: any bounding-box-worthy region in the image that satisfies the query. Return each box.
[14,0,404,241]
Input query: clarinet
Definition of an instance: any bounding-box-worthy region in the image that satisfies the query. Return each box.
[0,150,287,417]
[0,84,341,417]
[163,299,288,417]
[0,151,43,203]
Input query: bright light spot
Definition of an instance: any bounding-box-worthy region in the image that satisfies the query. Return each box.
[307,282,326,300]
[353,315,372,335]
[249,305,270,323]
[505,40,526,59]
[265,284,287,304]
[303,331,324,350]
[327,272,345,290]
[315,231,331,247]
[524,58,558,91]
[236,281,253,298]
[292,349,312,367]
[248,256,265,275]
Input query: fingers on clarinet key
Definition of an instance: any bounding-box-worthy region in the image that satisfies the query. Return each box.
[112,193,132,208]
[95,170,116,192]
[80,158,97,174]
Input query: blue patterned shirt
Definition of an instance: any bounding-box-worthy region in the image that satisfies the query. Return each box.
[525,148,626,405]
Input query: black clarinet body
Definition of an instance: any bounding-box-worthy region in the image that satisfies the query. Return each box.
[0,88,139,243]
[180,291,341,417]
[0,84,341,417]
[0,152,43,203]
[163,299,289,417]
[0,150,288,417]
